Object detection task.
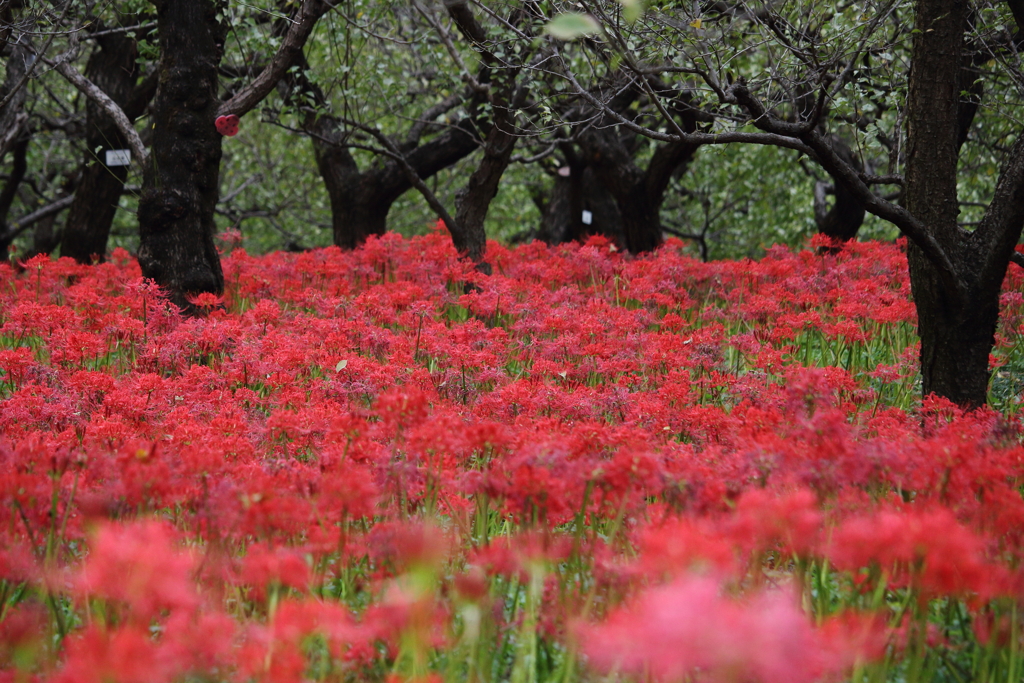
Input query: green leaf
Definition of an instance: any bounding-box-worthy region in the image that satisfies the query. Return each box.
[335,359,348,371]
[544,13,602,41]
[618,0,644,24]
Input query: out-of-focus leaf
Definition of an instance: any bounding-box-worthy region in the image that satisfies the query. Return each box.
[544,13,602,41]
[618,0,644,24]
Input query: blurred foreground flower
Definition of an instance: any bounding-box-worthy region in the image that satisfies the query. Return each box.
[578,575,882,683]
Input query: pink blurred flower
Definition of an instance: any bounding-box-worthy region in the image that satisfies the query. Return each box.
[578,575,878,683]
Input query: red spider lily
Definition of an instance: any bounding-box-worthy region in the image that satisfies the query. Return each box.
[3,234,1024,682]
[578,574,882,683]
[75,520,199,622]
[827,507,1008,600]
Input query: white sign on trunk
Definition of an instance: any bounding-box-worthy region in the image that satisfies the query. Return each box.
[105,149,131,166]
[582,210,593,225]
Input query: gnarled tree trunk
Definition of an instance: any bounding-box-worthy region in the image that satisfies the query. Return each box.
[540,163,624,246]
[137,0,227,310]
[309,113,478,250]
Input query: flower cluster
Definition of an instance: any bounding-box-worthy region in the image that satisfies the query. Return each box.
[1,231,1023,683]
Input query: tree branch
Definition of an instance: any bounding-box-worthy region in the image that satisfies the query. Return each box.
[218,0,332,118]
[1,194,75,243]
[974,131,1024,283]
[46,57,148,165]
[725,82,966,297]
[340,116,464,249]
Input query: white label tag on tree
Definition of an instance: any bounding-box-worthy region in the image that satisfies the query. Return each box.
[582,210,593,225]
[105,149,131,166]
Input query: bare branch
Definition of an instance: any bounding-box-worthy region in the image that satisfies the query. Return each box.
[554,53,816,154]
[46,57,148,165]
[0,1,73,112]
[218,0,333,118]
[1,194,74,243]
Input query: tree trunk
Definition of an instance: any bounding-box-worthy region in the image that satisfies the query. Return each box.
[814,134,866,243]
[451,90,523,269]
[137,0,227,310]
[908,246,999,408]
[904,0,989,407]
[0,137,27,253]
[61,29,153,264]
[580,127,663,253]
[451,125,510,267]
[540,164,624,246]
[579,104,700,254]
[308,115,389,249]
[307,112,478,250]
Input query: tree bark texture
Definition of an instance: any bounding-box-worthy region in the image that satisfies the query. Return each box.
[579,128,699,254]
[903,0,1024,408]
[137,0,227,310]
[61,29,154,264]
[451,86,524,269]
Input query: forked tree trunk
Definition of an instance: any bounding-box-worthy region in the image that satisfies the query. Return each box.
[579,109,700,254]
[309,117,389,249]
[137,0,227,310]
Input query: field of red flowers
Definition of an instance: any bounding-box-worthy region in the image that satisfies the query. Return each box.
[2,229,1024,683]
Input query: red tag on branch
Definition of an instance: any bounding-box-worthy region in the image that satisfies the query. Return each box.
[215,115,240,136]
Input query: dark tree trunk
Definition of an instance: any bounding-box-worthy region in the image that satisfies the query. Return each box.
[450,115,514,268]
[903,0,1024,408]
[0,137,28,254]
[137,0,227,310]
[579,126,662,253]
[30,213,59,256]
[61,29,155,264]
[814,134,866,243]
[577,89,701,254]
[307,112,478,250]
[451,86,525,269]
[308,115,388,249]
[540,164,624,246]
[287,53,477,251]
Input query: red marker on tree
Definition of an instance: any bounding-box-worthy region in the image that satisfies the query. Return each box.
[215,115,239,136]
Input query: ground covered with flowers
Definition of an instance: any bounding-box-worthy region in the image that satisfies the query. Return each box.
[2,230,1024,683]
